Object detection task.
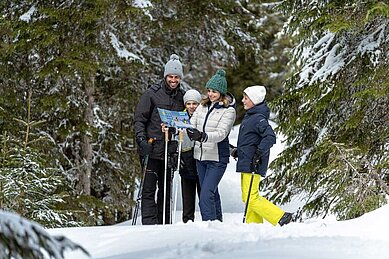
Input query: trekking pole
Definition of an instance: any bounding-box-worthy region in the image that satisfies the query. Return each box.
[163,127,169,225]
[132,138,154,226]
[172,128,183,223]
[243,171,255,223]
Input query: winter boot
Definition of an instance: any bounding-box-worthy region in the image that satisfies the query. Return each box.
[279,212,293,226]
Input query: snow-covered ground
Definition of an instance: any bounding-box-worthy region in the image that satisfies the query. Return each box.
[49,124,389,258]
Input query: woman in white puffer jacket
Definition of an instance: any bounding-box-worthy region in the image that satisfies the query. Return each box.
[186,69,236,221]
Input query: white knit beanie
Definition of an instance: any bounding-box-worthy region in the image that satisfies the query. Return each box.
[164,54,184,79]
[183,89,202,104]
[243,85,266,105]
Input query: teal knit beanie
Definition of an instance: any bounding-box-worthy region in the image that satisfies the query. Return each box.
[205,69,227,95]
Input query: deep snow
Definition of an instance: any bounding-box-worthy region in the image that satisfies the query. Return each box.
[49,124,389,259]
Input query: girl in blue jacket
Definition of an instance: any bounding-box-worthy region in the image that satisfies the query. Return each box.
[232,85,292,226]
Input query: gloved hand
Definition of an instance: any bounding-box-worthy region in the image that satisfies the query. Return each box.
[230,147,238,159]
[138,139,153,156]
[250,149,262,172]
[186,128,207,142]
[168,127,177,135]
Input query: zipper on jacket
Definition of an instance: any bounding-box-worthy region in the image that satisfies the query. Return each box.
[199,105,215,161]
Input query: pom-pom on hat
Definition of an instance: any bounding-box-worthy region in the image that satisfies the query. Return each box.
[205,69,227,95]
[164,54,184,79]
[184,89,202,104]
[243,85,267,105]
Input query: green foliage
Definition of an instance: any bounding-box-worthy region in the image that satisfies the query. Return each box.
[0,129,78,228]
[226,1,291,124]
[1,0,141,226]
[0,0,294,226]
[0,91,79,227]
[366,1,389,21]
[325,16,353,33]
[267,0,389,221]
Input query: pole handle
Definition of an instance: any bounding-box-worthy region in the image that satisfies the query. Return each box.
[178,128,183,142]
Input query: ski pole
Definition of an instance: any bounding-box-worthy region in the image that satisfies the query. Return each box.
[172,128,183,223]
[243,171,255,223]
[163,127,169,225]
[132,138,154,225]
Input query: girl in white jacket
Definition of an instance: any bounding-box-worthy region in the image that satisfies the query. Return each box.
[186,69,236,221]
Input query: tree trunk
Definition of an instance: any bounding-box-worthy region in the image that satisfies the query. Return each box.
[79,76,95,195]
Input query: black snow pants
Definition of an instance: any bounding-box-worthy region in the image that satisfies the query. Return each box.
[141,158,172,225]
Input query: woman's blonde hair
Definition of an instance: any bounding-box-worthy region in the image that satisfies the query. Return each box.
[200,94,230,107]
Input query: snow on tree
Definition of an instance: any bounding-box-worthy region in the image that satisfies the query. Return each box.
[266,0,389,220]
[0,210,88,259]
[0,92,79,228]
[1,0,286,225]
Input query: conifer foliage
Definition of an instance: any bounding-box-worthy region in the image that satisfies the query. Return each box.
[1,0,280,226]
[266,0,389,220]
[0,91,77,228]
[0,0,140,226]
[0,210,88,258]
[225,1,291,124]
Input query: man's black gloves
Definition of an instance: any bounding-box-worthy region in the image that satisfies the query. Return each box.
[138,138,153,156]
[186,128,207,142]
[168,127,177,135]
[250,149,262,172]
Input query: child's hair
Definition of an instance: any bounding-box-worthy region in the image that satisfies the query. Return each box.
[200,95,230,107]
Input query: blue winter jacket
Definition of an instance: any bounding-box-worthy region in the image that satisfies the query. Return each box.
[236,101,276,176]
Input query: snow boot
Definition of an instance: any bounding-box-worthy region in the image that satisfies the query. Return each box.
[279,212,293,226]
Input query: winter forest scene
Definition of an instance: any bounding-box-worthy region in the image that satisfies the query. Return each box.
[0,0,388,258]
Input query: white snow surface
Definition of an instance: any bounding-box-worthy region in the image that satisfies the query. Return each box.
[49,124,389,258]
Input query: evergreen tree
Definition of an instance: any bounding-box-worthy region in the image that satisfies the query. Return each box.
[0,0,140,225]
[226,1,291,123]
[266,0,389,220]
[1,0,291,225]
[0,92,77,228]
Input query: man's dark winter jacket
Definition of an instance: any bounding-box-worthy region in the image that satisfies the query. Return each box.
[236,101,276,177]
[134,80,185,160]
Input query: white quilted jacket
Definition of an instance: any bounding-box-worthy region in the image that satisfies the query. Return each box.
[190,102,236,162]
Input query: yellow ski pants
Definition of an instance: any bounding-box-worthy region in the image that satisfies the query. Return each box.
[241,172,284,225]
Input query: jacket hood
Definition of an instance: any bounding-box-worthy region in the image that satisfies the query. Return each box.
[247,101,270,119]
[226,92,236,109]
[210,92,237,110]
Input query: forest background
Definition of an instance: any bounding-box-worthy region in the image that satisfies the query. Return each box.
[0,0,388,228]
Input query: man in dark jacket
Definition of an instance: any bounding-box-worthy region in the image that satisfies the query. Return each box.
[134,54,185,225]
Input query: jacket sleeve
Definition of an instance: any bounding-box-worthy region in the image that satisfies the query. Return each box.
[134,90,153,140]
[205,107,236,143]
[190,106,199,129]
[256,118,276,153]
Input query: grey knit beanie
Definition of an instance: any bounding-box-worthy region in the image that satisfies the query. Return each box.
[183,89,202,104]
[205,69,227,95]
[164,54,184,79]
